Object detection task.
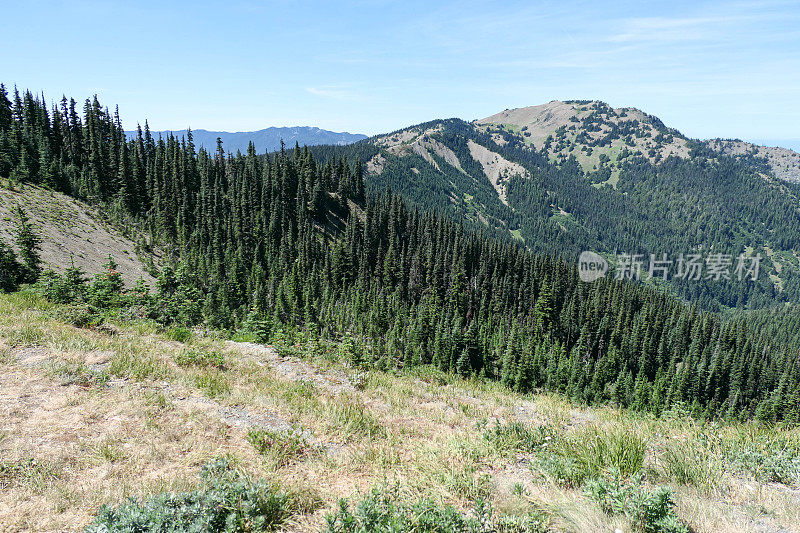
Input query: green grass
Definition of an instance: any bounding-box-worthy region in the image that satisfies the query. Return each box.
[656,437,720,489]
[174,348,226,370]
[481,420,552,456]
[96,438,125,463]
[195,371,231,398]
[0,458,59,491]
[326,395,385,439]
[247,427,314,467]
[108,348,171,381]
[536,426,647,488]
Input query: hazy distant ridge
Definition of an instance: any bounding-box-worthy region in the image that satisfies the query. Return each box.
[124,126,367,154]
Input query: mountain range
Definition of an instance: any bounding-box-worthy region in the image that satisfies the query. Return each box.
[308,99,800,310]
[124,126,367,154]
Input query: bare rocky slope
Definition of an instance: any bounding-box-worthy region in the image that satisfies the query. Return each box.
[366,100,800,194]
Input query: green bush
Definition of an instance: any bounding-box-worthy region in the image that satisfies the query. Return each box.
[735,427,800,485]
[85,458,295,532]
[36,266,88,304]
[86,257,126,308]
[149,266,204,327]
[166,326,193,343]
[727,445,800,485]
[0,237,22,293]
[324,486,548,533]
[241,306,273,343]
[585,471,688,533]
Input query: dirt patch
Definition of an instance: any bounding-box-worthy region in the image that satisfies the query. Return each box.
[366,153,387,175]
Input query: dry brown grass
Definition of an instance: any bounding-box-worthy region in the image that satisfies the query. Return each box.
[0,292,799,532]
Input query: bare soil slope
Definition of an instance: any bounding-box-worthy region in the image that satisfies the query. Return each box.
[0,183,155,286]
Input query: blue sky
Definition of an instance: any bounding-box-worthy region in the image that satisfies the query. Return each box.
[2,0,798,145]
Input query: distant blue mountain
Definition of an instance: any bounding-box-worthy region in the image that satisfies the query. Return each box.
[124,126,367,154]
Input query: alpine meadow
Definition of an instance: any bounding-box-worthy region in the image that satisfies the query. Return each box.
[2,2,800,532]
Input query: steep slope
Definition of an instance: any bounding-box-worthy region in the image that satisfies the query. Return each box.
[0,183,155,286]
[328,103,800,310]
[125,126,367,154]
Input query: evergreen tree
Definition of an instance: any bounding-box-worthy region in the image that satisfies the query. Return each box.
[14,205,41,282]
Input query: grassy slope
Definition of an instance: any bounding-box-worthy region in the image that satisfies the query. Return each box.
[0,292,799,532]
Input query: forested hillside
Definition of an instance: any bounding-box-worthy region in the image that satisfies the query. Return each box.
[310,102,800,311]
[1,84,799,421]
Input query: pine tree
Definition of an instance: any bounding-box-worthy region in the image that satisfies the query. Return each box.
[0,237,21,292]
[14,205,41,282]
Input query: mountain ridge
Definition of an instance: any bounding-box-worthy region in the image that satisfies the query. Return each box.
[124,125,367,154]
[314,99,800,310]
[474,100,800,184]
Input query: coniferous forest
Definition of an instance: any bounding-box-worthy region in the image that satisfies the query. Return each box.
[1,84,799,422]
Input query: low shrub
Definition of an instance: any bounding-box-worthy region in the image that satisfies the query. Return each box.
[727,445,800,485]
[324,486,548,533]
[85,458,296,532]
[166,326,193,343]
[718,426,800,486]
[585,470,688,533]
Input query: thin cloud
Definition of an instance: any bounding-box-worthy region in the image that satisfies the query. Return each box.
[607,16,735,43]
[306,85,357,100]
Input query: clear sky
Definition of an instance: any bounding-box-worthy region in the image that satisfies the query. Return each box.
[2,0,798,144]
